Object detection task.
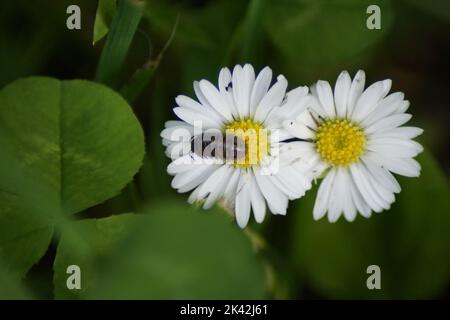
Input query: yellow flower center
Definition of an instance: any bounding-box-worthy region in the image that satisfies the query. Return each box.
[315,118,366,167]
[225,118,269,168]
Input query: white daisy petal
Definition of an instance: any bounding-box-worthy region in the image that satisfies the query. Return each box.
[175,95,223,124]
[364,162,395,199]
[250,66,273,115]
[367,138,424,158]
[162,138,172,147]
[315,80,336,117]
[177,167,218,193]
[370,126,423,140]
[278,141,316,167]
[357,162,394,210]
[164,120,188,128]
[349,174,372,218]
[361,163,395,207]
[362,156,401,193]
[282,93,311,120]
[241,64,256,116]
[395,158,421,177]
[346,69,366,116]
[271,174,302,200]
[283,86,309,108]
[368,152,421,177]
[334,71,351,118]
[361,92,404,127]
[265,89,311,129]
[341,170,357,221]
[349,163,384,212]
[235,174,251,228]
[165,141,190,159]
[253,167,289,215]
[398,100,410,113]
[194,81,216,112]
[218,67,239,116]
[296,109,317,130]
[328,168,345,222]
[173,106,221,129]
[365,113,412,135]
[231,65,245,118]
[167,155,197,175]
[381,79,392,97]
[160,124,193,141]
[187,185,202,204]
[198,165,232,209]
[254,75,288,122]
[218,67,232,92]
[277,165,312,196]
[313,168,336,220]
[199,80,234,121]
[196,165,228,199]
[249,175,266,223]
[223,168,242,207]
[352,81,387,122]
[171,164,218,192]
[282,119,315,140]
[309,88,328,117]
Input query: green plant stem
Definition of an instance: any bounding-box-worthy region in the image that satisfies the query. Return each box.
[240,0,265,62]
[120,64,156,104]
[95,0,144,88]
[120,14,179,104]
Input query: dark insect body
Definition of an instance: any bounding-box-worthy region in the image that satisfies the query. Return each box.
[191,133,246,161]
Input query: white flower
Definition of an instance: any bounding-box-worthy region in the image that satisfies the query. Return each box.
[161,64,315,228]
[283,70,423,222]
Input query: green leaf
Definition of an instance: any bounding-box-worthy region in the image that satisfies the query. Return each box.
[120,66,156,104]
[95,0,145,87]
[93,0,117,45]
[0,256,33,299]
[120,12,178,104]
[54,202,267,299]
[53,213,138,299]
[264,0,394,65]
[290,150,450,298]
[0,191,53,279]
[0,77,145,215]
[0,77,145,277]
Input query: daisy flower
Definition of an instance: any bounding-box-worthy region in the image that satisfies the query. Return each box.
[283,70,423,222]
[161,64,315,228]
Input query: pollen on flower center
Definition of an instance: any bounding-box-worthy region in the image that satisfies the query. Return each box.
[315,118,366,167]
[225,118,269,168]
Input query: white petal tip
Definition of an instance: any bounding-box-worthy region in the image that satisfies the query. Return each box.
[313,211,325,221]
[236,219,248,229]
[338,70,350,77]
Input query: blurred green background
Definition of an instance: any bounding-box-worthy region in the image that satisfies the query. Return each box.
[0,0,449,299]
